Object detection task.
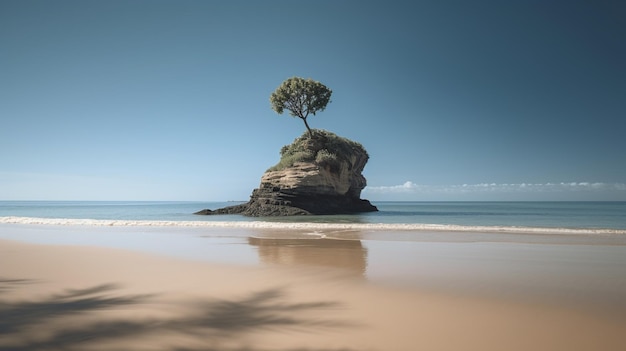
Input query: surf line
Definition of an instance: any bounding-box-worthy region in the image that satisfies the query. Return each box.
[1,216,625,235]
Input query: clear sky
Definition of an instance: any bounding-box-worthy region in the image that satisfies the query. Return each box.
[1,0,625,201]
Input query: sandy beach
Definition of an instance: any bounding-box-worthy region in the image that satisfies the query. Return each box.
[1,226,626,350]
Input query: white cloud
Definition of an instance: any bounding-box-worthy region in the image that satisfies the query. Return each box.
[365,181,626,199]
[369,181,420,192]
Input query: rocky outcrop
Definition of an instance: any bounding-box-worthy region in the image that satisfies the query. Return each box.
[195,130,377,216]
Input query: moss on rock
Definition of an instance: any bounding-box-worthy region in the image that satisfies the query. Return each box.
[268,129,368,172]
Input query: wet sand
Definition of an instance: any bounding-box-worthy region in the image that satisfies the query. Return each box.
[1,225,626,350]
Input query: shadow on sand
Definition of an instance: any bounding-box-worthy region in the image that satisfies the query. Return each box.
[0,278,358,351]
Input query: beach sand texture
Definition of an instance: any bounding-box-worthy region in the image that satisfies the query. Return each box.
[1,232,626,351]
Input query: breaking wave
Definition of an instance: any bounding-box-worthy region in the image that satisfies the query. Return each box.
[1,216,625,235]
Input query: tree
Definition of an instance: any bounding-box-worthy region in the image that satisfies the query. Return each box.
[270,77,332,138]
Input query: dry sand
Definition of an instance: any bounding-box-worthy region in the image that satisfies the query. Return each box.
[1,237,626,351]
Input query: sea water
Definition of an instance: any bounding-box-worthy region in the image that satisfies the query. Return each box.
[0,201,624,233]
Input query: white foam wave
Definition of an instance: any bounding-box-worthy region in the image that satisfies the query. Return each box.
[1,216,625,235]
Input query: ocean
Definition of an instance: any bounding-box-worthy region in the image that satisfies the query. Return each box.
[0,201,624,233]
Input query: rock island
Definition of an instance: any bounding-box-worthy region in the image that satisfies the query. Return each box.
[195,129,377,216]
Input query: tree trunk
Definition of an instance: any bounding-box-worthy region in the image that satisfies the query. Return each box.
[302,117,313,138]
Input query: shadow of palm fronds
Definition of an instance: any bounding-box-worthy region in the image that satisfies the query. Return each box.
[0,278,35,293]
[0,281,357,351]
[0,283,149,336]
[178,287,348,335]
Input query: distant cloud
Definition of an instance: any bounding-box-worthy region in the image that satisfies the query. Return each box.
[370,181,421,192]
[365,181,626,199]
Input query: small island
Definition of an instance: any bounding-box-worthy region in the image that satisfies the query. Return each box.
[196,129,377,216]
[196,77,377,216]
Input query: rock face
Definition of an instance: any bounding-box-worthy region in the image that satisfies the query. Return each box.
[196,130,378,216]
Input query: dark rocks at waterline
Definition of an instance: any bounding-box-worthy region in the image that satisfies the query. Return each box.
[195,186,377,217]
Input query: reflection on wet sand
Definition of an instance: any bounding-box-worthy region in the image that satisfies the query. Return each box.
[248,236,368,276]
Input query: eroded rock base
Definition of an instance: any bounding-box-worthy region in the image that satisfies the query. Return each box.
[195,185,377,217]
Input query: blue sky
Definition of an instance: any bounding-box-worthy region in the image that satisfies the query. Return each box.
[1,0,625,201]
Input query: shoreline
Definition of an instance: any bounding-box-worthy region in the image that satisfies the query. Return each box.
[2,224,626,301]
[2,216,626,236]
[2,237,626,350]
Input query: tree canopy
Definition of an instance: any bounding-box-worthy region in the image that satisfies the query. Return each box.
[270,77,332,138]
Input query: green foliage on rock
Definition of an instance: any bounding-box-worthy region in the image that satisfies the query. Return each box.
[315,149,338,164]
[268,129,367,172]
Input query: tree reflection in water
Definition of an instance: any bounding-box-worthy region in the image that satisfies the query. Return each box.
[248,236,368,276]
